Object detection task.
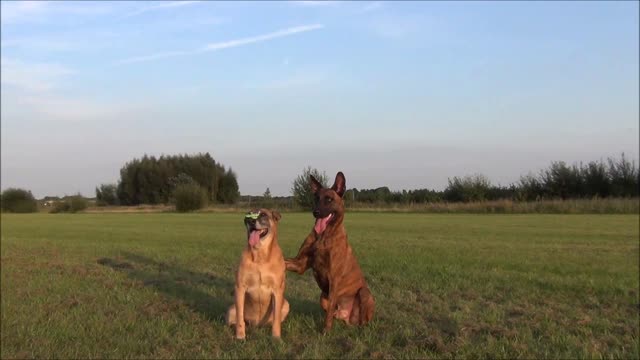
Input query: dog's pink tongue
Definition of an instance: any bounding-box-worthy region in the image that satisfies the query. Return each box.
[314,214,332,234]
[248,230,261,247]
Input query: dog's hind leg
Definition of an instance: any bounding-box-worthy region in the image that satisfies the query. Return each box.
[320,292,330,313]
[348,295,361,325]
[281,299,290,322]
[226,304,237,326]
[356,287,375,325]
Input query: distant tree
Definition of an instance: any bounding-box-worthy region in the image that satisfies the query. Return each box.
[607,153,639,197]
[114,153,237,205]
[582,160,610,198]
[343,189,355,205]
[95,184,118,206]
[291,166,328,209]
[1,188,38,213]
[444,174,492,202]
[261,187,274,208]
[217,168,240,204]
[540,161,584,199]
[169,173,197,189]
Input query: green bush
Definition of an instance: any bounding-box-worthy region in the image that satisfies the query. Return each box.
[1,188,38,213]
[50,201,71,214]
[50,194,88,213]
[174,183,208,212]
[69,195,88,212]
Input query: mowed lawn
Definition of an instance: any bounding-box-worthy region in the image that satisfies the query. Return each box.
[1,213,638,359]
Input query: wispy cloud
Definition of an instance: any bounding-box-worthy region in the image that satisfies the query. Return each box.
[1,30,121,53]
[1,57,74,92]
[0,1,49,24]
[1,37,77,52]
[117,24,324,65]
[201,24,324,51]
[123,1,202,18]
[1,57,112,122]
[1,1,114,24]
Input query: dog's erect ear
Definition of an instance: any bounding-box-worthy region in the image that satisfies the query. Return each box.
[271,211,282,222]
[310,175,323,194]
[331,172,346,198]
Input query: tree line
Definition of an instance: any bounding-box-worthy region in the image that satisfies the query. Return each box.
[340,154,638,205]
[96,153,239,206]
[2,153,637,213]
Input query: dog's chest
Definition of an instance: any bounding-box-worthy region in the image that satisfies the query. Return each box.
[242,267,278,296]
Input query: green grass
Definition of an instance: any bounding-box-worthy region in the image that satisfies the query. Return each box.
[1,213,638,359]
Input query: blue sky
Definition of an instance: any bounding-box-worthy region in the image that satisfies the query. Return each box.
[1,1,638,197]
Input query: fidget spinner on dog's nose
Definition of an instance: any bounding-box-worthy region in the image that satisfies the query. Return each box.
[245,212,260,220]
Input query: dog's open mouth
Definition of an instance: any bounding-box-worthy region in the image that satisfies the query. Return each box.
[314,213,333,235]
[247,228,269,247]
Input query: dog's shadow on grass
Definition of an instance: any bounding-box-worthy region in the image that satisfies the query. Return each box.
[97,252,321,325]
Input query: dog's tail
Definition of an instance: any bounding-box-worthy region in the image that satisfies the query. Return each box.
[358,286,375,325]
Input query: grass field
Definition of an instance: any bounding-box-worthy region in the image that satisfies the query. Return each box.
[1,213,638,359]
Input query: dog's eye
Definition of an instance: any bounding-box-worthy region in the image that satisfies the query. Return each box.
[325,197,333,203]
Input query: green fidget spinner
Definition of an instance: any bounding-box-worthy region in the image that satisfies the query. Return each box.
[245,212,260,220]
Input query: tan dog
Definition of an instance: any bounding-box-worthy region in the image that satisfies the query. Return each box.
[226,209,289,339]
[286,172,375,332]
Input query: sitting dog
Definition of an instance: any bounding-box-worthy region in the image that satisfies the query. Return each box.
[227,209,289,339]
[285,172,375,332]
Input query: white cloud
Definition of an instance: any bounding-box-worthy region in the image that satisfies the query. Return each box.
[201,24,324,51]
[0,57,113,122]
[116,24,324,65]
[123,1,202,18]
[1,1,114,24]
[1,57,74,92]
[115,50,192,65]
[0,1,49,24]
[1,38,77,52]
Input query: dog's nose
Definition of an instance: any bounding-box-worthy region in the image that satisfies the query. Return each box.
[313,210,320,217]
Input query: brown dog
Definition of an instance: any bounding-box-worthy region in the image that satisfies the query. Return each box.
[227,209,289,339]
[285,172,375,332]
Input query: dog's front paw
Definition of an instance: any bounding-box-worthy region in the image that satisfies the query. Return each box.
[321,324,332,335]
[235,327,246,340]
